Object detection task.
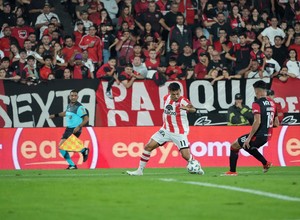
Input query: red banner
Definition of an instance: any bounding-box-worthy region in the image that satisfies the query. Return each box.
[95,80,187,126]
[0,126,299,170]
[271,78,300,113]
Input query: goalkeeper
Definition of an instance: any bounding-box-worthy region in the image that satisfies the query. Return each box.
[227,93,253,126]
[49,89,89,169]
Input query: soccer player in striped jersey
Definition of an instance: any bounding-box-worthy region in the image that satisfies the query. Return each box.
[126,82,204,176]
[224,80,279,176]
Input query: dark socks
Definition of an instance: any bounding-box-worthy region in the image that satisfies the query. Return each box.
[229,148,239,172]
[245,148,267,165]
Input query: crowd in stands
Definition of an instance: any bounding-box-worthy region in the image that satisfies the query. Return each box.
[0,0,300,98]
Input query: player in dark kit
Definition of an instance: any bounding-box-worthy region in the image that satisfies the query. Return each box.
[224,80,279,176]
[49,89,90,169]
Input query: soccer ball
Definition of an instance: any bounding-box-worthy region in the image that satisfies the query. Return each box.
[187,160,204,174]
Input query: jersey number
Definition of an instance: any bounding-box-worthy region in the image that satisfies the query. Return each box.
[266,112,274,128]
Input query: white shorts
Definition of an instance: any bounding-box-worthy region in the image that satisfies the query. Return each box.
[151,128,189,150]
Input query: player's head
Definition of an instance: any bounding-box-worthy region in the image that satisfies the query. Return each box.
[168,82,181,102]
[253,80,267,98]
[69,89,79,103]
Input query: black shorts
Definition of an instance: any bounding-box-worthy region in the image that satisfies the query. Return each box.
[61,127,81,140]
[237,134,268,150]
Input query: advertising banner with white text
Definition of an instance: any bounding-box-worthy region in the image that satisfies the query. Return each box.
[0,126,299,170]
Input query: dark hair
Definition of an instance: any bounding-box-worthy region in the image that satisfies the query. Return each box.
[27,55,35,61]
[253,80,266,89]
[70,89,79,94]
[168,82,180,91]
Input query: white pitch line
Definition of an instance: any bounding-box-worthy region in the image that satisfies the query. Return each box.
[159,178,300,202]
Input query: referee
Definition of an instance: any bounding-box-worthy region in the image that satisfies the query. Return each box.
[49,89,89,169]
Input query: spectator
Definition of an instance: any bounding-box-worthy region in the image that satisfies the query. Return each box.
[22,55,40,82]
[165,40,180,64]
[39,55,53,80]
[134,0,149,17]
[35,3,61,39]
[11,49,27,80]
[129,44,145,62]
[165,56,183,80]
[204,68,225,85]
[98,24,118,64]
[213,0,229,18]
[250,40,266,71]
[264,47,281,78]
[135,1,165,34]
[115,29,136,66]
[75,10,93,34]
[145,49,160,71]
[9,44,20,63]
[161,2,182,41]
[0,2,16,27]
[285,26,295,48]
[63,67,73,79]
[272,35,288,67]
[28,32,38,50]
[101,0,118,25]
[88,3,104,25]
[169,14,193,51]
[244,60,268,78]
[62,36,82,64]
[213,28,230,55]
[79,25,103,67]
[73,20,85,46]
[75,0,89,20]
[225,33,251,75]
[28,1,53,26]
[11,16,34,48]
[40,35,53,57]
[0,57,14,78]
[118,5,135,31]
[228,5,245,34]
[288,34,300,60]
[119,63,144,89]
[81,50,95,77]
[152,61,167,86]
[97,9,113,27]
[71,53,92,79]
[53,42,68,79]
[177,43,198,73]
[285,49,300,79]
[227,93,253,125]
[194,52,209,79]
[258,17,285,46]
[282,0,300,25]
[249,8,265,35]
[140,22,162,44]
[276,66,289,82]
[132,56,148,78]
[0,26,19,58]
[96,57,119,99]
[35,45,47,68]
[23,39,44,65]
[209,12,232,44]
[207,49,225,73]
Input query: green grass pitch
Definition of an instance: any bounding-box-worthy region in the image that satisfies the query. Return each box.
[0,167,299,220]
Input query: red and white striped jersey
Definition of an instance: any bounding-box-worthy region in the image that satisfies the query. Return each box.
[162,94,191,135]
